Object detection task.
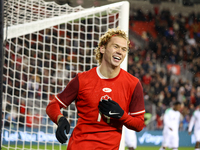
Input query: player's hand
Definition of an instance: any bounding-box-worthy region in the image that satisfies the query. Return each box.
[98,99,124,119]
[188,131,191,135]
[56,116,70,144]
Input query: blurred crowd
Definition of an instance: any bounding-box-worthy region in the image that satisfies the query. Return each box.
[2,5,200,131]
[128,7,200,130]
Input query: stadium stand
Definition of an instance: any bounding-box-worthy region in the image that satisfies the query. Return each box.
[128,6,200,130]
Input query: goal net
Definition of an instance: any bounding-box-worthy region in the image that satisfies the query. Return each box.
[2,0,129,149]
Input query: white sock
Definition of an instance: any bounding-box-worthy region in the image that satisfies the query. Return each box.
[195,148,200,150]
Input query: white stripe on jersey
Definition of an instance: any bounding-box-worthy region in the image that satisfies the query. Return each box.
[129,110,145,115]
[55,95,67,108]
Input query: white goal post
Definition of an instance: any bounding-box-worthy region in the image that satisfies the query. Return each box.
[2,0,129,149]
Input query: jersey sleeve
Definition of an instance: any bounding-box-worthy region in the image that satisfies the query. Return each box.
[188,112,195,132]
[46,99,63,124]
[163,109,173,129]
[129,81,145,115]
[119,113,144,132]
[46,75,79,124]
[119,81,145,132]
[56,74,79,107]
[163,109,170,126]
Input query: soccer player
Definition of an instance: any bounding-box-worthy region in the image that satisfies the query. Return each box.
[124,126,137,150]
[46,28,145,150]
[188,104,200,150]
[159,101,182,150]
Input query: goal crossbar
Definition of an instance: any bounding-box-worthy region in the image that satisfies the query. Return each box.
[4,1,129,40]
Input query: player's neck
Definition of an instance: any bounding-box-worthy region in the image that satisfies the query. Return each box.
[98,64,120,79]
[173,108,180,112]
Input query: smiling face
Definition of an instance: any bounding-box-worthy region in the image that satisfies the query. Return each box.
[100,36,128,69]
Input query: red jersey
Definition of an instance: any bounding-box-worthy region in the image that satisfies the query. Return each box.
[47,67,145,150]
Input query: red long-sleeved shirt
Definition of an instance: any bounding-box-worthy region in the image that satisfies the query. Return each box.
[46,67,145,150]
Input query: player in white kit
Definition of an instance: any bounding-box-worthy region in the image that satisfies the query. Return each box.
[188,104,200,150]
[159,101,182,150]
[124,126,137,150]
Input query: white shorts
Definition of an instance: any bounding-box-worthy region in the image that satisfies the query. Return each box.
[124,126,137,149]
[162,129,179,148]
[194,129,200,142]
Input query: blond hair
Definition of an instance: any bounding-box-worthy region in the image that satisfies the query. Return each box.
[94,28,130,65]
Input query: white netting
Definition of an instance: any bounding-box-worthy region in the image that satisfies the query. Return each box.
[4,0,85,27]
[2,0,129,149]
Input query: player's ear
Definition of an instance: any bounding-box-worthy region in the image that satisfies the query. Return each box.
[100,46,105,54]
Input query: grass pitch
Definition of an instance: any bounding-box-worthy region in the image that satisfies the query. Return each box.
[135,146,193,150]
[2,145,194,150]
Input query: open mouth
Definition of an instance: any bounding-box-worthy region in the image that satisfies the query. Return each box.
[113,56,121,61]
